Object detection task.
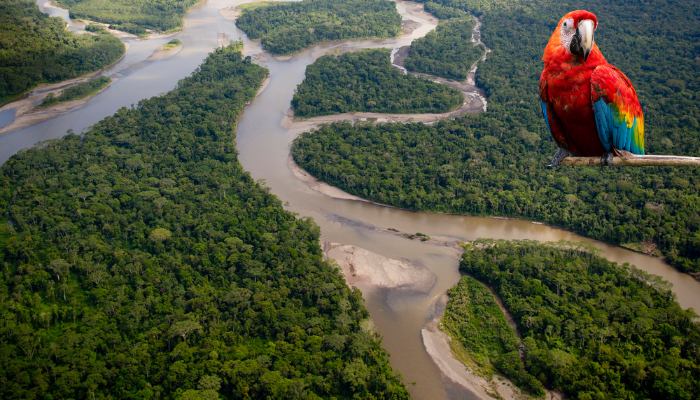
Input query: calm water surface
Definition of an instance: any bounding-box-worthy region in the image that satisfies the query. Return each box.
[3,2,699,399]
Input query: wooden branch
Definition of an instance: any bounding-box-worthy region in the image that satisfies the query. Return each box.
[560,154,700,166]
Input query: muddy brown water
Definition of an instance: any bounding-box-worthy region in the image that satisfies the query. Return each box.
[2,2,699,400]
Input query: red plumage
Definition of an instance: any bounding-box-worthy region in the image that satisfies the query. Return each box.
[540,10,645,157]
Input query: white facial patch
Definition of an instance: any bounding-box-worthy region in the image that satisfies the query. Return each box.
[560,18,575,51]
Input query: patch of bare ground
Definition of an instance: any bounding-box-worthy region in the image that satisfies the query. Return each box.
[147,43,183,61]
[322,242,436,293]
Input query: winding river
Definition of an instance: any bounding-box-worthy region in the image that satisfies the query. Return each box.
[2,1,699,399]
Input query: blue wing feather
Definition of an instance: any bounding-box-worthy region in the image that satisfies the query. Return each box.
[591,66,645,155]
[541,100,552,137]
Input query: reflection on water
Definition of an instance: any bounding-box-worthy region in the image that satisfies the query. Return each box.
[3,1,700,400]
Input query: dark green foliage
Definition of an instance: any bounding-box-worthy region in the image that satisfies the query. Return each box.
[444,276,544,395]
[423,2,467,20]
[0,45,409,400]
[58,0,199,32]
[292,49,463,117]
[108,22,147,36]
[291,0,700,273]
[40,76,111,107]
[85,23,108,33]
[460,239,700,399]
[404,18,484,80]
[236,0,402,55]
[0,0,124,105]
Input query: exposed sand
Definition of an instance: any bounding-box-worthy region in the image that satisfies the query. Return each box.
[0,39,129,137]
[0,77,114,137]
[422,296,565,400]
[218,31,233,47]
[147,43,183,61]
[256,76,271,97]
[219,7,241,22]
[323,242,437,293]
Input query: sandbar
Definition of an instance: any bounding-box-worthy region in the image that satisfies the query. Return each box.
[147,43,183,61]
[323,242,437,293]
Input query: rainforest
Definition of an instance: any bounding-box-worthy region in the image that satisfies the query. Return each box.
[291,49,463,117]
[0,45,408,400]
[236,0,402,55]
[2,0,700,399]
[0,0,124,105]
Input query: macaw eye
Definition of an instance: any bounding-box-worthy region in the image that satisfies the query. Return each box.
[563,22,567,27]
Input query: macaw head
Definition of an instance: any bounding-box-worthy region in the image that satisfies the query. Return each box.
[546,10,598,62]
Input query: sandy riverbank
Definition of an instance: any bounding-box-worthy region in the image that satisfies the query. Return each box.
[0,77,115,137]
[323,242,437,293]
[422,296,564,400]
[0,39,129,137]
[147,43,183,61]
[256,76,271,97]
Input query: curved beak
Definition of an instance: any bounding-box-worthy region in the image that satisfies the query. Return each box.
[578,19,595,62]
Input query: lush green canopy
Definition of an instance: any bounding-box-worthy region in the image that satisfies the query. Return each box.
[458,239,700,399]
[292,49,463,117]
[0,45,409,400]
[236,0,402,55]
[57,0,199,33]
[404,18,485,81]
[444,276,544,396]
[0,0,124,105]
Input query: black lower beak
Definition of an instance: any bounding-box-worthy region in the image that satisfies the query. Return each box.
[570,29,584,59]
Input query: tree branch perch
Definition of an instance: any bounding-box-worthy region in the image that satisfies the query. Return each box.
[560,154,700,166]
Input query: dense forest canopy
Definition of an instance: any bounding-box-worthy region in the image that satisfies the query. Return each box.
[444,276,544,396]
[40,76,111,107]
[235,0,402,55]
[458,239,700,399]
[0,0,124,105]
[292,0,700,274]
[403,18,484,81]
[292,49,463,117]
[57,0,199,33]
[0,45,409,400]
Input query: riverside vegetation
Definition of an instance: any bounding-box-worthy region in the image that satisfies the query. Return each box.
[40,76,111,107]
[0,0,124,106]
[0,45,409,400]
[291,49,463,118]
[403,18,484,81]
[57,0,199,34]
[236,0,402,55]
[291,0,700,274]
[444,276,544,396]
[452,239,700,399]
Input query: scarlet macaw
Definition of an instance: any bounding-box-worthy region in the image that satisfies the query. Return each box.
[540,10,645,166]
